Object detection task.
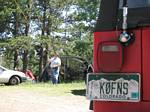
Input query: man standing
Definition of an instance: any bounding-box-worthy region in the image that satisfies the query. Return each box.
[49,52,61,84]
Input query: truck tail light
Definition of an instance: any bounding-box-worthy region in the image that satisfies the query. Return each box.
[98,41,123,72]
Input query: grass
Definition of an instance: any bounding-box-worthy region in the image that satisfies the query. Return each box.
[0,81,86,96]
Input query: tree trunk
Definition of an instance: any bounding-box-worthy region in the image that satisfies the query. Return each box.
[38,46,44,82]
[25,16,30,36]
[46,19,51,35]
[25,2,32,36]
[23,49,28,73]
[13,12,19,37]
[42,0,47,35]
[39,46,44,75]
[43,44,48,68]
[13,49,19,70]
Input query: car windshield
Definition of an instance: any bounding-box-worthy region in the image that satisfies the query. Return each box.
[119,0,150,8]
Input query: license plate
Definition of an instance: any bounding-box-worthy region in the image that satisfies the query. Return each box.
[86,73,140,102]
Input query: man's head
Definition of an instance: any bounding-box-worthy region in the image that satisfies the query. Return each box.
[54,52,59,57]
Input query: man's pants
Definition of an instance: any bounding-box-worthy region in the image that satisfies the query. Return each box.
[51,67,59,84]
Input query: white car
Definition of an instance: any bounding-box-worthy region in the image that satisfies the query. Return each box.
[0,65,27,85]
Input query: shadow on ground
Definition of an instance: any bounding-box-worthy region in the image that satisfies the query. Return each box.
[71,89,86,96]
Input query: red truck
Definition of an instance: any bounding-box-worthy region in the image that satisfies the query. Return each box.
[86,0,150,112]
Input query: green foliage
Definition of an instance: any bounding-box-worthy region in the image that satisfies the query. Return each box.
[72,37,93,61]
[0,0,101,76]
[9,36,33,49]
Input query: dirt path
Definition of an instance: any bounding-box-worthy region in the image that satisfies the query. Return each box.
[0,89,92,112]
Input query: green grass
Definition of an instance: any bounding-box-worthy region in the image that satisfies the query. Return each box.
[0,81,86,96]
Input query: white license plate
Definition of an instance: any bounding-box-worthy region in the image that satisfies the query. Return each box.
[86,73,140,102]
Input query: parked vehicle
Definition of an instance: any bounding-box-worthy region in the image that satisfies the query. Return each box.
[38,56,92,82]
[60,56,92,81]
[25,69,36,82]
[0,65,27,85]
[86,0,150,112]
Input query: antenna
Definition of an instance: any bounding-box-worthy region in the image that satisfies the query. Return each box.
[118,0,134,46]
[122,0,128,32]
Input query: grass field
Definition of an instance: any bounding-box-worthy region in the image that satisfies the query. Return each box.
[0,81,86,96]
[0,81,90,112]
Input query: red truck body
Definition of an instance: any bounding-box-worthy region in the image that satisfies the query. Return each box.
[92,0,150,111]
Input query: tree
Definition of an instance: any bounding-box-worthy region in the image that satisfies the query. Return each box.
[59,0,100,60]
[8,36,33,71]
[0,0,101,79]
[0,0,15,38]
[34,36,51,76]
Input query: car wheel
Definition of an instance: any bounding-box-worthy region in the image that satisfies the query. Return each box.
[15,76,21,83]
[9,76,19,85]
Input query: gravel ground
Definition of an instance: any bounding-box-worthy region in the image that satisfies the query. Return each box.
[0,88,93,112]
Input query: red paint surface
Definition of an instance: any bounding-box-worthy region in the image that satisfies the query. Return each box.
[93,28,150,111]
[142,28,150,101]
